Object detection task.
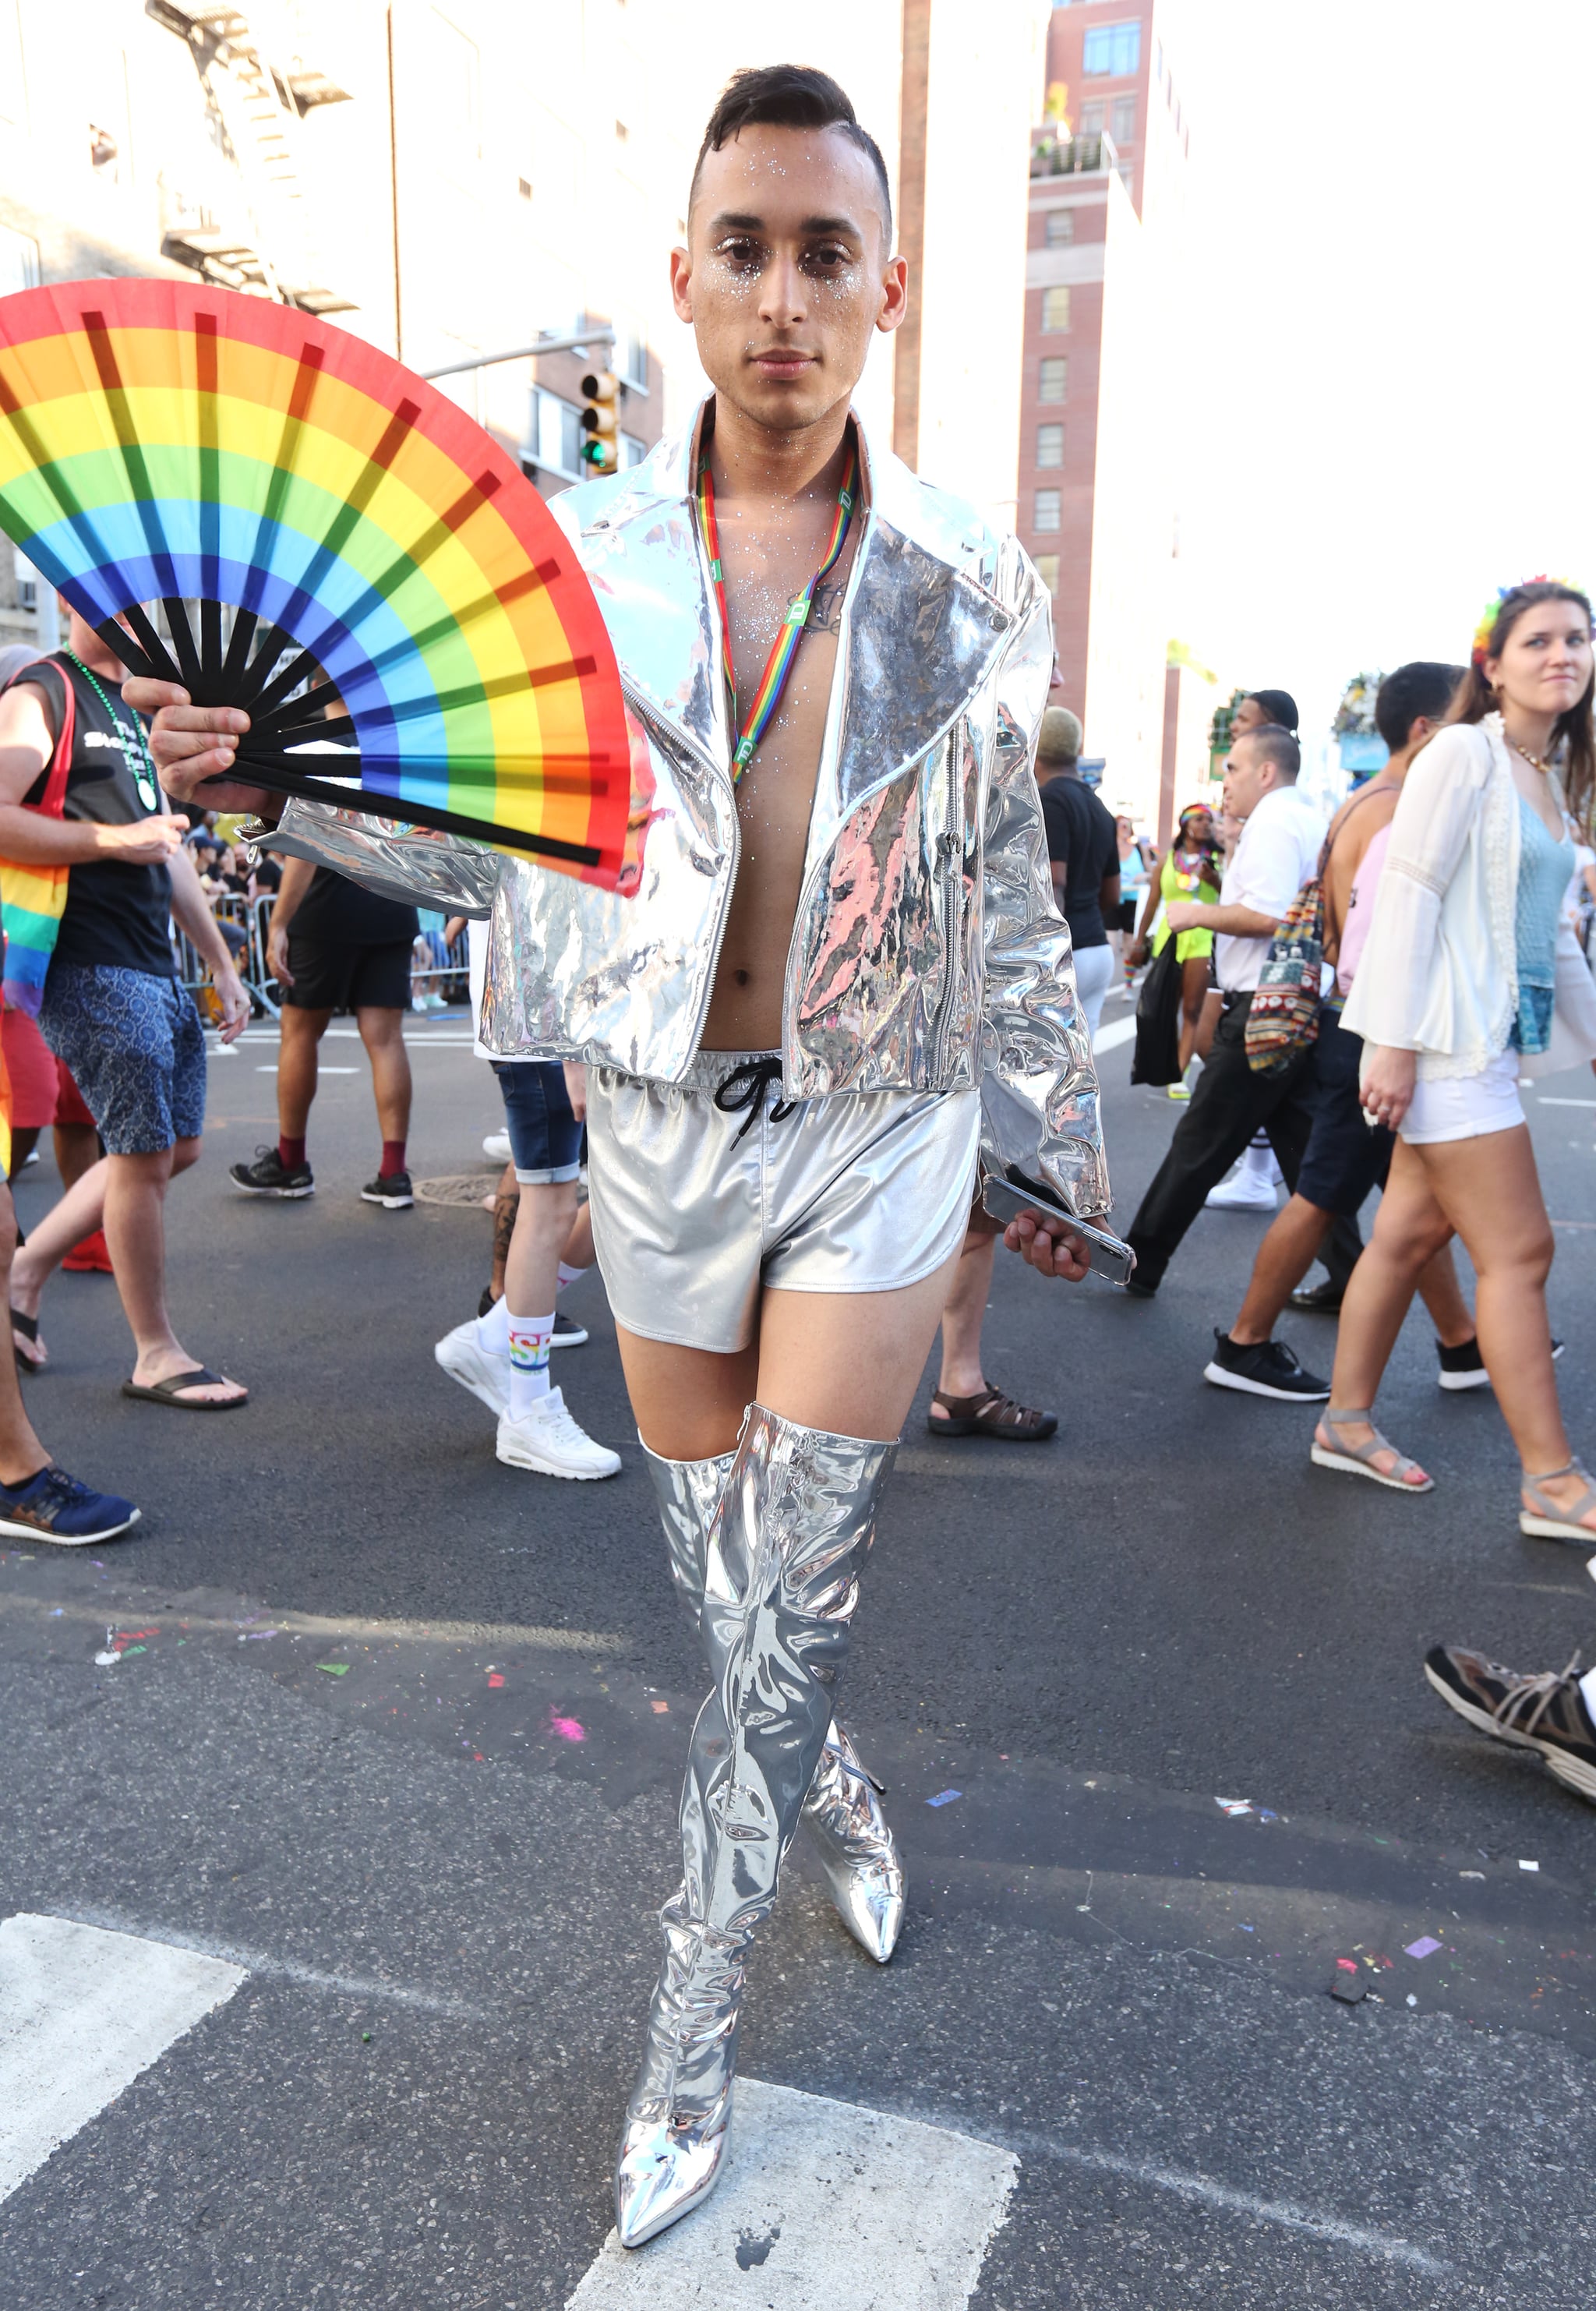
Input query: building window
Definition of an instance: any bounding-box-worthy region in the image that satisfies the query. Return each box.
[1039,355,1068,402]
[1041,285,1071,333]
[615,324,648,390]
[1033,553,1060,592]
[1044,208,1073,247]
[620,433,648,468]
[1036,423,1065,468]
[1118,161,1135,186]
[1078,100,1103,135]
[1033,489,1061,533]
[530,387,582,478]
[1111,96,1137,144]
[1083,21,1141,76]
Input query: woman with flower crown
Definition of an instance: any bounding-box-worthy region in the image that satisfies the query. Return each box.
[1312,580,1596,1539]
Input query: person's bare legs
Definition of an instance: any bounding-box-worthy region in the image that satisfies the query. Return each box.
[10,1157,111,1365]
[1315,1140,1453,1483]
[1229,1193,1340,1345]
[104,1139,246,1405]
[1414,1127,1584,1520]
[505,1178,580,1319]
[1414,1239,1475,1348]
[620,1251,962,1460]
[563,1202,595,1270]
[53,1119,99,1193]
[488,1162,517,1302]
[0,1186,51,1484]
[356,1005,411,1147]
[276,1002,329,1139]
[929,1216,998,1414]
[1177,954,1210,1076]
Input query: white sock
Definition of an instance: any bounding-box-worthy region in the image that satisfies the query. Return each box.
[1580,1666,1596,1724]
[476,1295,510,1356]
[507,1309,555,1414]
[1241,1140,1276,1186]
[556,1261,588,1295]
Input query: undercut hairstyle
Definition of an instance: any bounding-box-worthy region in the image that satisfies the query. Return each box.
[1375,661,1467,753]
[1248,687,1298,733]
[692,65,893,243]
[1241,723,1301,783]
[1449,580,1594,832]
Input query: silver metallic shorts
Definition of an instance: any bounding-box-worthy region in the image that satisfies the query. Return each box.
[585,1051,980,1353]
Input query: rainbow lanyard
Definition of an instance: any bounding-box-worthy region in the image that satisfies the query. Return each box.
[696,436,859,785]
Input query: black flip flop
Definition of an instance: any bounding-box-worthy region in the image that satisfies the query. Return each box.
[12,1306,44,1376]
[122,1365,248,1411]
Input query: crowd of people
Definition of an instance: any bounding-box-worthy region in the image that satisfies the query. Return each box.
[0,59,1592,2250]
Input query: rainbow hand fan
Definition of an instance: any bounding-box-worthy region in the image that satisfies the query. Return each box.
[0,279,633,884]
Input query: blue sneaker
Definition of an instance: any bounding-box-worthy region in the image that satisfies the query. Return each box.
[0,1465,140,1546]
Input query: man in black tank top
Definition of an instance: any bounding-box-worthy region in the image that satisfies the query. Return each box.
[0,604,250,1409]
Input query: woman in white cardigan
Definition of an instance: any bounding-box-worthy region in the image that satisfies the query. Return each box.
[1317,581,1596,1539]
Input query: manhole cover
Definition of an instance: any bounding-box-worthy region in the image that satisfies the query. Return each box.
[414,1172,501,1209]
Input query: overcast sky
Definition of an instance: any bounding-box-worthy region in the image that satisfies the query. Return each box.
[1165,0,1595,747]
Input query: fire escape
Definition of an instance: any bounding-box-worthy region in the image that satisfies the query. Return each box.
[149,2,357,314]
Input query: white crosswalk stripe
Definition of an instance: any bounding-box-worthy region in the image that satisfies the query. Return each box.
[0,1914,245,2204]
[567,2078,1017,2309]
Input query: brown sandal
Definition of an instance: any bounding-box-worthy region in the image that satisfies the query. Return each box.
[927,1387,1058,1442]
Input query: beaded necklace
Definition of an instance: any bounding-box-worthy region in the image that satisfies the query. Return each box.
[64,649,160,811]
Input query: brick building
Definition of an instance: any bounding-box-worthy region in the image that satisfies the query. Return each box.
[1019,1,1192,832]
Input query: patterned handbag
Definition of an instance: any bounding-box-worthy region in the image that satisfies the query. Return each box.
[0,660,73,1019]
[1244,865,1326,1075]
[1244,788,1382,1076]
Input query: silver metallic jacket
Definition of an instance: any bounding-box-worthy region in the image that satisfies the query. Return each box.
[268,404,1107,1215]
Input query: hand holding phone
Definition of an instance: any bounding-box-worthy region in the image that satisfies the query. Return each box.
[980,1171,1137,1286]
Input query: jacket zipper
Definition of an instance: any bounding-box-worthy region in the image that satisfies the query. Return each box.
[617,669,741,1058]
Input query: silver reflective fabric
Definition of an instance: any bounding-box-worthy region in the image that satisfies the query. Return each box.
[271,401,1107,1217]
[616,1405,895,2248]
[586,1056,980,1354]
[641,1440,906,1966]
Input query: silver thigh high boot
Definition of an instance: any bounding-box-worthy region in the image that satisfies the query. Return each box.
[616,1407,896,2248]
[644,1443,906,1963]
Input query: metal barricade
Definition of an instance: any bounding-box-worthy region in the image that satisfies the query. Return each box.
[171,889,280,1022]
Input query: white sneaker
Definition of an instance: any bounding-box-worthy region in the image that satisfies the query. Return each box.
[482,1130,512,1163]
[1206,1145,1282,1213]
[496,1387,621,1480]
[435,1318,509,1415]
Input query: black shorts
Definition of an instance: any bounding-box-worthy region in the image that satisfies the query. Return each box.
[1295,1005,1393,1216]
[284,935,412,1014]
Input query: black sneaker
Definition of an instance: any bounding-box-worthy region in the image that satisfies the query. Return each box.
[550,1309,588,1348]
[0,1465,140,1546]
[230,1146,314,1199]
[1288,1277,1343,1314]
[361,1169,414,1210]
[1424,1644,1596,1804]
[1203,1328,1331,1400]
[1438,1335,1564,1392]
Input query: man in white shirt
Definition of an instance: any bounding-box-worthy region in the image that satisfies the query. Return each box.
[1125,725,1327,1301]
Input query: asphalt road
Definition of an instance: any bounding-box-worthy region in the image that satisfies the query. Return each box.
[3,989,1594,2308]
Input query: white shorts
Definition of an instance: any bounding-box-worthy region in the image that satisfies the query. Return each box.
[1398,1049,1525,1145]
[584,1052,980,1353]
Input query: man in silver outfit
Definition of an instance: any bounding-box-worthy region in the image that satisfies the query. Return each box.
[135,63,1108,2253]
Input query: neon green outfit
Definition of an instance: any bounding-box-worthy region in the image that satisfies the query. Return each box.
[1149,846,1220,963]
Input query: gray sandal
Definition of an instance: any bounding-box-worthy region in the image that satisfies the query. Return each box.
[1520,1458,1596,1543]
[1310,1407,1434,1493]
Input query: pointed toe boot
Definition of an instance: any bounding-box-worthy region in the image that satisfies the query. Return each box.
[617,1410,895,2246]
[802,1723,907,1962]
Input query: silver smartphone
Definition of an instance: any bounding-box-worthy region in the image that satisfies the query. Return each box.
[980,1173,1137,1286]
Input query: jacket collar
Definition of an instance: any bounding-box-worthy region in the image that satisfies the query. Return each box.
[558,398,1014,800]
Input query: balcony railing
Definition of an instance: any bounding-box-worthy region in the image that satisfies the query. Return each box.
[1029,130,1118,179]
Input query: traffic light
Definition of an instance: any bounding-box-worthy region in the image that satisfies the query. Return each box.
[580,371,619,472]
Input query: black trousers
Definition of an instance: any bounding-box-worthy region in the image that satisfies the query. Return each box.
[1127,991,1355,1292]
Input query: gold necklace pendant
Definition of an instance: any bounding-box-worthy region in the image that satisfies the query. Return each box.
[1509,737,1555,778]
